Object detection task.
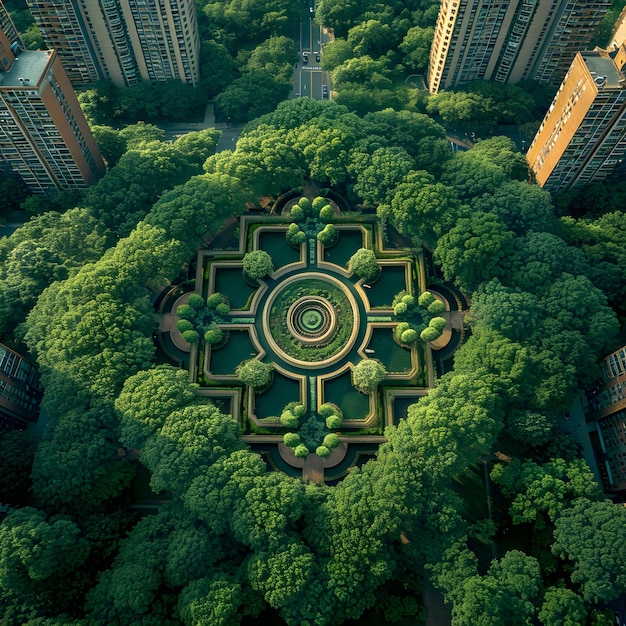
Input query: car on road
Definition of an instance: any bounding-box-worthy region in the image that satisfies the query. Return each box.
[322,85,328,99]
[303,55,308,64]
[316,54,320,62]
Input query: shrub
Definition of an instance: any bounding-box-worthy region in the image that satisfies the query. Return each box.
[394,302,408,317]
[323,433,340,448]
[429,316,447,332]
[420,326,441,342]
[235,359,273,389]
[401,294,415,307]
[204,326,224,345]
[286,223,306,245]
[176,304,195,319]
[242,250,274,281]
[187,293,205,309]
[316,445,331,458]
[394,321,410,339]
[280,410,299,429]
[319,204,334,222]
[215,302,230,316]
[182,329,200,344]
[428,299,446,315]
[283,432,301,448]
[298,196,312,213]
[401,328,418,344]
[326,414,342,429]
[352,359,387,393]
[319,403,342,418]
[418,291,435,308]
[292,403,306,418]
[207,292,225,308]
[348,248,379,280]
[294,444,310,458]
[317,223,337,246]
[177,319,194,333]
[312,196,327,211]
[290,205,304,221]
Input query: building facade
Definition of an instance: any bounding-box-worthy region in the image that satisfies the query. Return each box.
[26,0,199,87]
[584,346,626,493]
[526,48,626,193]
[427,0,611,94]
[0,1,22,52]
[0,343,43,431]
[0,25,105,194]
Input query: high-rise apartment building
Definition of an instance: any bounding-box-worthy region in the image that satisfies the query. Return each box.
[427,0,611,94]
[0,343,43,431]
[526,48,626,193]
[26,0,200,87]
[584,345,626,493]
[0,24,105,194]
[0,0,22,52]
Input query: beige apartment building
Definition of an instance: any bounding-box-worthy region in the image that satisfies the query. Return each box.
[0,22,105,194]
[526,48,626,192]
[26,0,200,87]
[427,0,610,94]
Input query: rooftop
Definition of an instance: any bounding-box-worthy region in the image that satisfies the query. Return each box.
[0,49,53,89]
[582,50,623,89]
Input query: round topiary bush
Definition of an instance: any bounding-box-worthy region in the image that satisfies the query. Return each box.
[319,402,342,419]
[207,292,225,309]
[235,359,273,389]
[182,329,200,344]
[292,403,306,418]
[401,294,415,307]
[401,328,418,344]
[242,250,274,281]
[420,326,442,342]
[394,302,408,316]
[187,293,205,309]
[298,197,312,213]
[312,196,327,212]
[290,205,305,221]
[418,291,435,308]
[319,204,334,222]
[316,445,331,458]
[326,414,342,430]
[294,444,310,458]
[280,410,299,429]
[204,326,224,345]
[429,316,447,332]
[317,223,337,246]
[177,319,194,333]
[283,432,301,448]
[176,304,195,319]
[215,302,231,316]
[428,299,446,315]
[352,359,387,393]
[323,433,340,449]
[287,223,306,246]
[348,248,380,281]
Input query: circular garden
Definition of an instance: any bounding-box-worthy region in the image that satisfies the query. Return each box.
[264,274,359,367]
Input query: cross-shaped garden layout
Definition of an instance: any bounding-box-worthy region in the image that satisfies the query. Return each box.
[158,191,466,482]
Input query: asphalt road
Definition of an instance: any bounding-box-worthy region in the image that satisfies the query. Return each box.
[293,11,332,101]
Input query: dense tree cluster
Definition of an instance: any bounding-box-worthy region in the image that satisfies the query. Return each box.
[0,17,624,621]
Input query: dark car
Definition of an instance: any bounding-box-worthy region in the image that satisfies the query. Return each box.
[303,55,308,64]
